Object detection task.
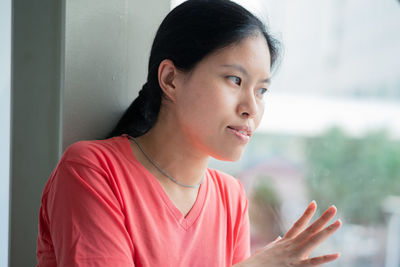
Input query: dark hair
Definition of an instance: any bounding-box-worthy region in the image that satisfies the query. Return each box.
[105,0,280,139]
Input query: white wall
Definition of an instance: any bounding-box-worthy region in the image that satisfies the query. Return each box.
[63,0,170,149]
[0,0,11,265]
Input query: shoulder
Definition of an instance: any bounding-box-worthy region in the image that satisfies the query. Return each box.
[43,137,126,198]
[207,168,244,192]
[60,137,121,170]
[43,137,128,188]
[207,168,248,208]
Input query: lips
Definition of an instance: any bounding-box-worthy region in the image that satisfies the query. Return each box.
[227,126,252,137]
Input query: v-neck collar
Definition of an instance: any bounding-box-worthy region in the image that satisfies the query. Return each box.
[119,134,209,231]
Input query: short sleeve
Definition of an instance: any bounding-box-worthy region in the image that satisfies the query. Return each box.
[42,160,135,267]
[232,179,251,265]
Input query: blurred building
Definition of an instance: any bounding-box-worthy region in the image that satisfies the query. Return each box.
[253,0,400,100]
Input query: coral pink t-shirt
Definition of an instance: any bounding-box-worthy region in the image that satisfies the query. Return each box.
[36,134,250,267]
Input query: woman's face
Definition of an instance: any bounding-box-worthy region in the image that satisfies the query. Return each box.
[174,34,271,161]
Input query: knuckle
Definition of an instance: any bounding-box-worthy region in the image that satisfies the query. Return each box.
[305,225,315,235]
[310,257,320,265]
[308,233,319,244]
[304,208,312,216]
[328,223,339,231]
[322,211,332,219]
[293,220,303,228]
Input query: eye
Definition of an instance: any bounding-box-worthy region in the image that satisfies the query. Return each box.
[257,88,268,96]
[227,76,241,86]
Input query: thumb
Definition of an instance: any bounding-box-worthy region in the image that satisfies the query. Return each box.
[263,235,282,250]
[273,236,282,242]
[267,236,282,247]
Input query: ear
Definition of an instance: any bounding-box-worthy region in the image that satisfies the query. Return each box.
[158,59,180,102]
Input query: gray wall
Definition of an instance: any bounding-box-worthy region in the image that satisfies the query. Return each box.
[10,0,170,266]
[11,0,63,266]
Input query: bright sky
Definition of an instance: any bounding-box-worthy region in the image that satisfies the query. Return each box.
[258,93,400,138]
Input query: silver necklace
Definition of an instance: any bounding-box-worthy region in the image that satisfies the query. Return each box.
[128,136,205,189]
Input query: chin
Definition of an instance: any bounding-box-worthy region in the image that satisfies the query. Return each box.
[211,148,244,162]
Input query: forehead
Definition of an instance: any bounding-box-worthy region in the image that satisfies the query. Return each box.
[200,35,271,75]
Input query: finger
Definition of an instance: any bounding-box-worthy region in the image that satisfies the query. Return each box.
[297,219,342,256]
[294,205,337,244]
[297,253,340,266]
[284,201,317,239]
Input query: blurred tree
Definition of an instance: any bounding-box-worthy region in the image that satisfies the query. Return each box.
[305,127,400,224]
[248,178,283,247]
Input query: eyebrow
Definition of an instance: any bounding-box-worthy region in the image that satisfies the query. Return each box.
[220,64,271,83]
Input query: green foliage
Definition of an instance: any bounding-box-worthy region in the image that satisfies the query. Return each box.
[305,127,400,224]
[252,177,281,206]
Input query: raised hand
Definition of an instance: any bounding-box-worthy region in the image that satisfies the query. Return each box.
[235,201,342,267]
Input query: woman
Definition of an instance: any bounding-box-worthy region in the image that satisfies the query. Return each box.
[36,1,341,266]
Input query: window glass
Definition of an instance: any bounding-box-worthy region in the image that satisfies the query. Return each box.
[207,0,400,266]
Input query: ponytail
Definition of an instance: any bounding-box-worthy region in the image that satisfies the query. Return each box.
[105,81,162,138]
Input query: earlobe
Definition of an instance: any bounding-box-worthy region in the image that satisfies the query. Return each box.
[158,59,178,102]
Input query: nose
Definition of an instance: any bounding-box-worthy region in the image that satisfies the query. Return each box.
[237,89,258,119]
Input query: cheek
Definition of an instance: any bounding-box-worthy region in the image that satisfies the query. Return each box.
[176,84,215,131]
[179,80,230,118]
[178,85,212,118]
[176,81,235,143]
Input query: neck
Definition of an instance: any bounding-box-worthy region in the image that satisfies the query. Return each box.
[134,113,210,189]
